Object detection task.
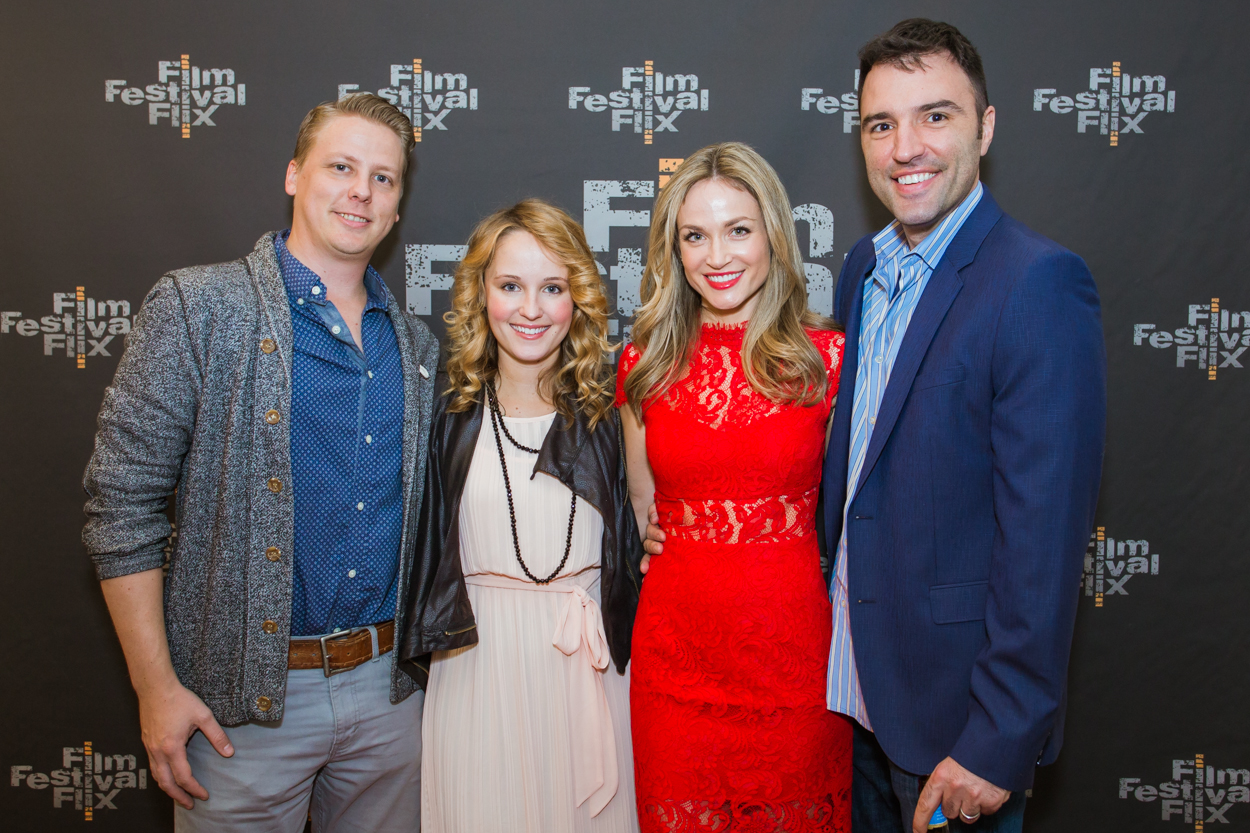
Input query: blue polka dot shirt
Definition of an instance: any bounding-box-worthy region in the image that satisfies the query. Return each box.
[275,231,405,636]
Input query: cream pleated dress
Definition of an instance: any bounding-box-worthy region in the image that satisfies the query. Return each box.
[422,411,638,833]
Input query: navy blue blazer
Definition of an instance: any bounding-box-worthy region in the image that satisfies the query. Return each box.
[822,188,1106,792]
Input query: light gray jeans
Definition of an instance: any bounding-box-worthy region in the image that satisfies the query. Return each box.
[177,651,423,833]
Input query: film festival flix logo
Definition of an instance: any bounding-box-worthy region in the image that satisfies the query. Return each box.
[1033,62,1175,146]
[105,55,246,136]
[338,60,479,141]
[1120,755,1249,828]
[569,63,710,144]
[406,161,836,337]
[10,743,149,820]
[1,288,136,368]
[800,69,862,133]
[1134,300,1247,380]
[1082,526,1160,608]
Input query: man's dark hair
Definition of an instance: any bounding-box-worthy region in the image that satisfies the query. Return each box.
[858,18,989,123]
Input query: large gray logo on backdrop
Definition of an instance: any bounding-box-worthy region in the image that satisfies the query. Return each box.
[9,742,149,820]
[1133,299,1247,380]
[105,55,246,137]
[1119,755,1249,827]
[1033,62,1176,146]
[1082,526,1160,608]
[800,69,861,133]
[405,159,835,332]
[339,60,480,141]
[1,288,136,368]
[569,63,710,144]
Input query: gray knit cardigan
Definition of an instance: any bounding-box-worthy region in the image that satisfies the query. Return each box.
[83,232,438,725]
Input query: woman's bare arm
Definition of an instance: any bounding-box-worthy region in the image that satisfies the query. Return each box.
[620,404,656,544]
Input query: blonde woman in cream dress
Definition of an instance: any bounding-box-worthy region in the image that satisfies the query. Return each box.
[398,199,643,833]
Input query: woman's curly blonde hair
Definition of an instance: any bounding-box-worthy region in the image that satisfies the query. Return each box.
[443,199,615,428]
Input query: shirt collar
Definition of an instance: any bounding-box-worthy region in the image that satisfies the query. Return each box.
[871,181,985,272]
[274,229,391,312]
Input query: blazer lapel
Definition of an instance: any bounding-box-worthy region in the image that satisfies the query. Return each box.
[839,261,871,395]
[823,251,874,547]
[833,255,873,472]
[853,189,1003,495]
[445,395,484,501]
[854,265,962,494]
[535,408,598,511]
[246,232,295,383]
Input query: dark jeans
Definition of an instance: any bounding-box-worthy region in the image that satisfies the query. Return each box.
[852,722,1026,833]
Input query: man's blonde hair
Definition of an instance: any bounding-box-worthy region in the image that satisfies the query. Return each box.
[292,93,416,177]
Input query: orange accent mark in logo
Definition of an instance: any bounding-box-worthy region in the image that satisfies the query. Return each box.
[83,741,94,819]
[180,56,191,137]
[1195,753,1206,831]
[1209,299,1220,379]
[76,287,87,367]
[659,158,684,188]
[1093,528,1104,607]
[413,60,423,142]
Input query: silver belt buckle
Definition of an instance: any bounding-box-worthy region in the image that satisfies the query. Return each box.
[319,628,365,677]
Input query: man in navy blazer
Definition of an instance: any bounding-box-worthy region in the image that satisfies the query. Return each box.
[823,19,1106,833]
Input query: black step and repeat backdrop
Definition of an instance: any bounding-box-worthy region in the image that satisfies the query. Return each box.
[2,1,1247,830]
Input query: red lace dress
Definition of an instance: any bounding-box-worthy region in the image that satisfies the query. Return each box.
[617,323,851,833]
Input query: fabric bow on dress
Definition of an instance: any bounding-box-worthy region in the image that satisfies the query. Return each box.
[464,571,619,816]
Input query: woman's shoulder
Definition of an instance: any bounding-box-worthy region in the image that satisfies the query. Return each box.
[803,327,845,390]
[616,342,642,386]
[618,342,642,373]
[804,325,845,356]
[614,343,641,408]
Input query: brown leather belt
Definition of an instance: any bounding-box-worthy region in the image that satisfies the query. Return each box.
[288,621,394,676]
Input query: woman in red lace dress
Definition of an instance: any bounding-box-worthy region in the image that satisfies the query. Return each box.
[617,143,851,832]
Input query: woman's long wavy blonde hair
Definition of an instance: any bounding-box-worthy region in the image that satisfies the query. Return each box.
[443,199,615,428]
[622,142,834,417]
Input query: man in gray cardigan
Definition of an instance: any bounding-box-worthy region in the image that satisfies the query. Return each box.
[83,94,438,831]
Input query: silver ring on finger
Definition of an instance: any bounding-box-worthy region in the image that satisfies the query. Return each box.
[960,808,982,823]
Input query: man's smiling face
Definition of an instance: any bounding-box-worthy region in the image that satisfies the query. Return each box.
[859,51,994,247]
[284,114,405,264]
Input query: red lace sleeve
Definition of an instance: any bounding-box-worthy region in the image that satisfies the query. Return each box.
[808,328,846,404]
[614,343,642,408]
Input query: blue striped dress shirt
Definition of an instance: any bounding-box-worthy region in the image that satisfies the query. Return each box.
[826,182,984,728]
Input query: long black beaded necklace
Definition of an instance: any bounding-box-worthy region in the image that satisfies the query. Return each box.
[485,384,576,585]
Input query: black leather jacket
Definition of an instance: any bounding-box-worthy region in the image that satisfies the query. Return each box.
[399,376,643,686]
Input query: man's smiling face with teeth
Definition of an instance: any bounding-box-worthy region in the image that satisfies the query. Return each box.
[859,51,995,248]
[284,114,406,266]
